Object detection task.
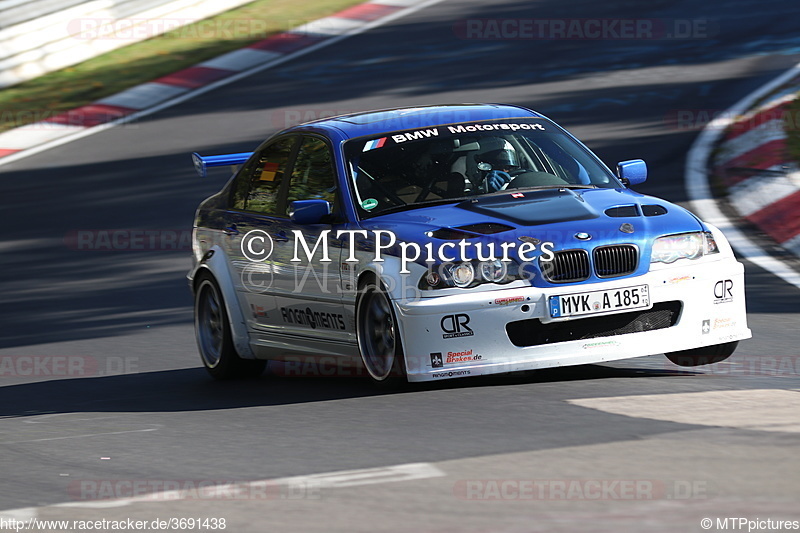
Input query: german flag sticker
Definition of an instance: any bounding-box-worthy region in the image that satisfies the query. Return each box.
[259,162,280,181]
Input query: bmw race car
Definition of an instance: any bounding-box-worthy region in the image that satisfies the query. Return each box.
[189,104,751,383]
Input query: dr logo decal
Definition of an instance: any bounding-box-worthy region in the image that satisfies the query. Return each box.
[440,314,473,339]
[713,279,733,304]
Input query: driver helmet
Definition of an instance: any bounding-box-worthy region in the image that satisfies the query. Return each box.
[479,139,519,172]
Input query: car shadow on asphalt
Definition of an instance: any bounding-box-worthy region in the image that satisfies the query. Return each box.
[0,361,694,418]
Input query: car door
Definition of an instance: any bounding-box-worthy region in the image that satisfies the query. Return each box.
[222,134,300,332]
[269,135,353,344]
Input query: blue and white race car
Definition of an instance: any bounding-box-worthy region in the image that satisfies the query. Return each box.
[189,104,751,383]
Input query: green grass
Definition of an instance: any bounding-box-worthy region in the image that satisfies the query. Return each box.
[0,0,363,133]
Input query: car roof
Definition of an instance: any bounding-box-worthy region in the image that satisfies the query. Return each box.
[294,104,544,140]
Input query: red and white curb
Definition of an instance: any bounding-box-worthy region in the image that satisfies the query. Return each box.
[0,0,441,166]
[686,62,800,290]
[713,84,800,256]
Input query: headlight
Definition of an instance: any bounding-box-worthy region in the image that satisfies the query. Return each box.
[419,260,523,290]
[450,262,475,287]
[651,231,720,264]
[703,231,720,255]
[479,259,507,282]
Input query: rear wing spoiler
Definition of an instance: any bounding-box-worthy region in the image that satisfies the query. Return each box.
[191,152,252,178]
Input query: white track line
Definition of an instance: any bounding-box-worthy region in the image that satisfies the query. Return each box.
[685,61,800,290]
[0,463,445,518]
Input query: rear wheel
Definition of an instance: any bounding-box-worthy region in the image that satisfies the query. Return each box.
[194,273,266,379]
[665,341,738,367]
[356,277,406,384]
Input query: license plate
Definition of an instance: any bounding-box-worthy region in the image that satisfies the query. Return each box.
[549,284,650,318]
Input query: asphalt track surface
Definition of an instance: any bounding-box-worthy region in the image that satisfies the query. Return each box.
[1,0,800,531]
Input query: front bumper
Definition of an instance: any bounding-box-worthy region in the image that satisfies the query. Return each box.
[394,258,751,382]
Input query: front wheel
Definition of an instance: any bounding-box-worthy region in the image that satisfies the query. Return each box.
[194,273,266,379]
[665,341,738,367]
[355,277,406,384]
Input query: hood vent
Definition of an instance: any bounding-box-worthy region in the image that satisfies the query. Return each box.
[642,204,668,216]
[429,222,514,240]
[427,228,477,240]
[454,222,514,235]
[605,205,640,217]
[604,204,668,217]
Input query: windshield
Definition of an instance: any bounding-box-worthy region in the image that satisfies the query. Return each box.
[345,118,621,218]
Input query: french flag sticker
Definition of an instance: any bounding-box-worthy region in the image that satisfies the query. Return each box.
[363,137,387,151]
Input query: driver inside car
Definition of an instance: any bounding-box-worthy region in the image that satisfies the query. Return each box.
[476,140,522,192]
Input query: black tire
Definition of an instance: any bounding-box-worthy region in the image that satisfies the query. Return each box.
[194,273,266,379]
[355,276,407,384]
[664,341,738,367]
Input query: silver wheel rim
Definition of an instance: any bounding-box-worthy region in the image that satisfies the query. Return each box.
[196,281,224,368]
[357,285,396,381]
